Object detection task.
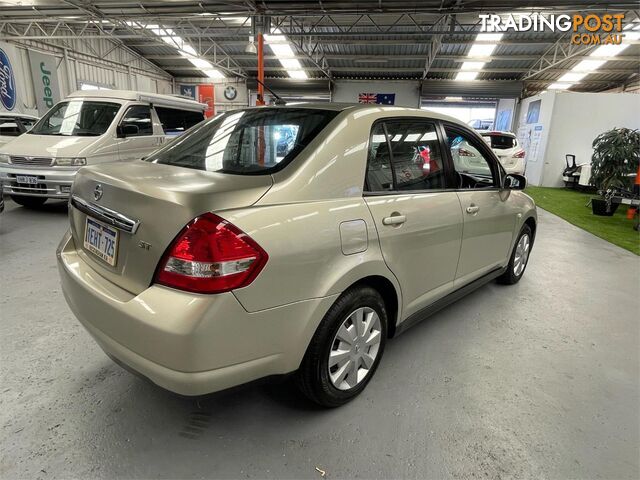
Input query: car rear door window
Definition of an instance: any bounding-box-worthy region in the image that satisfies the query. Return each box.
[365,119,446,193]
[385,120,445,191]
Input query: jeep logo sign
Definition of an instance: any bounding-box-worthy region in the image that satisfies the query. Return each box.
[28,50,60,115]
[0,47,17,111]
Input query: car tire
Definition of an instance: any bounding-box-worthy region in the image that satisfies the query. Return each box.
[497,224,533,285]
[295,286,388,407]
[10,195,47,209]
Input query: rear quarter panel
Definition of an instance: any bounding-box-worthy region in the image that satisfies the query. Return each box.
[219,199,402,314]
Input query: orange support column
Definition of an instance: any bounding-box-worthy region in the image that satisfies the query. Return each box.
[257,33,265,106]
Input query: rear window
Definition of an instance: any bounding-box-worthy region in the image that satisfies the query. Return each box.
[483,134,516,149]
[146,108,339,174]
[155,107,204,136]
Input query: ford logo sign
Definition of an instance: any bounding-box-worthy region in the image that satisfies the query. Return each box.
[0,48,16,111]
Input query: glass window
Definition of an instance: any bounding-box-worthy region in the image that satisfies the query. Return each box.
[482,133,516,149]
[30,100,120,137]
[18,118,36,129]
[385,120,446,191]
[445,127,496,189]
[365,123,394,192]
[146,108,338,175]
[155,107,205,137]
[120,106,153,136]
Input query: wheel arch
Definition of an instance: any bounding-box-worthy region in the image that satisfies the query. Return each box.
[343,275,401,338]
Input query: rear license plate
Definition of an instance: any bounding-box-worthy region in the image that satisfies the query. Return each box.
[16,175,38,184]
[84,217,119,266]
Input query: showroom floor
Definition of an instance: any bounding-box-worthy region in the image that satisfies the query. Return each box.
[1,199,638,479]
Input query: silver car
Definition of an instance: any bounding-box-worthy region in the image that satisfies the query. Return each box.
[57,104,536,407]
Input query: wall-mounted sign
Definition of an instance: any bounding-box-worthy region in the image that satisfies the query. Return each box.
[358,93,396,105]
[0,47,17,111]
[198,84,215,118]
[179,84,196,99]
[28,51,61,114]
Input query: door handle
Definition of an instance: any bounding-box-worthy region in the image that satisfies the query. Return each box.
[382,214,406,226]
[466,205,480,214]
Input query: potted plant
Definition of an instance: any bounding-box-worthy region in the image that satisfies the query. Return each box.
[590,127,640,216]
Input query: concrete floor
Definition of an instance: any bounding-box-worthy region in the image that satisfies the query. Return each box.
[0,198,638,480]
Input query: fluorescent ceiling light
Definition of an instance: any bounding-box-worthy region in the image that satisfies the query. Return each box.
[189,58,213,69]
[138,23,224,79]
[460,61,485,70]
[547,83,573,90]
[559,72,586,82]
[203,69,226,79]
[571,59,606,72]
[476,33,504,42]
[591,44,630,57]
[267,28,307,80]
[280,58,302,69]
[467,44,498,57]
[455,71,479,81]
[445,96,463,101]
[288,70,308,80]
[269,43,296,58]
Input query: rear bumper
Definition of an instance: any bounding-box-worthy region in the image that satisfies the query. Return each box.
[0,164,78,199]
[500,159,526,175]
[56,231,336,396]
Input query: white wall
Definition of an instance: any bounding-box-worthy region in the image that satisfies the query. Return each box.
[516,91,640,187]
[332,80,420,107]
[541,92,640,187]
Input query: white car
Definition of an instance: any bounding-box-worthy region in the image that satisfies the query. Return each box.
[0,113,38,148]
[481,131,526,175]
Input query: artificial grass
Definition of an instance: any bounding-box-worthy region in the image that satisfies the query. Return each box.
[524,186,639,255]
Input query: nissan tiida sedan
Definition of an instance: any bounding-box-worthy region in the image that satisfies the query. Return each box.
[57,104,536,407]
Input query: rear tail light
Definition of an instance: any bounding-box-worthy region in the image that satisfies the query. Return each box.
[154,213,268,294]
[458,148,475,157]
[512,150,526,158]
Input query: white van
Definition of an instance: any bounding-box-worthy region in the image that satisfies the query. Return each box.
[0,90,206,207]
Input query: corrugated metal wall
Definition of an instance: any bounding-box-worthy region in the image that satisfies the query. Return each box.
[6,38,174,112]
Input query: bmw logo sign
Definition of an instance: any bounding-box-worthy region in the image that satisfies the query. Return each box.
[0,48,17,111]
[223,85,238,101]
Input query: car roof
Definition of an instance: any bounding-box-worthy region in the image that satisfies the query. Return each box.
[67,89,206,111]
[241,102,468,127]
[0,113,39,120]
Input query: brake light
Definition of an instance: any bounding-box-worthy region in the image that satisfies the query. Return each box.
[458,148,475,157]
[512,150,526,158]
[154,213,268,294]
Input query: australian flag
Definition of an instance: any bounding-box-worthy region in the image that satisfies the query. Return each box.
[358,93,396,105]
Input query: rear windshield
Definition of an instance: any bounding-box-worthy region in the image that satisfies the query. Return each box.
[483,134,516,149]
[146,108,339,174]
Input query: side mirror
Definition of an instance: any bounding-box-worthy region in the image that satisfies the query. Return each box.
[502,173,527,190]
[117,124,139,138]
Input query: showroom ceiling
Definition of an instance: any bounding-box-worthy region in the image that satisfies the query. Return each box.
[0,1,638,95]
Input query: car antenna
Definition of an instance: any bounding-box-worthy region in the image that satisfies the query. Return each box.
[255,78,287,106]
